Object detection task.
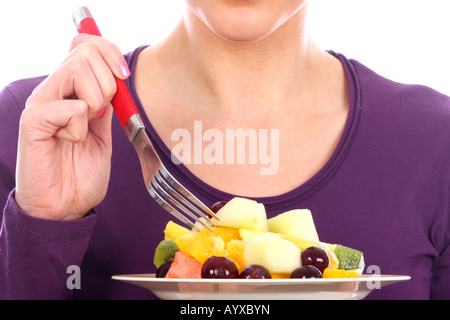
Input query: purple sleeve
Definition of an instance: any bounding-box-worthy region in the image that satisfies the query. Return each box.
[0,81,97,299]
[1,190,97,299]
[430,180,450,300]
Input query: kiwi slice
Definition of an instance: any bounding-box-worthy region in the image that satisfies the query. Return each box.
[334,245,365,270]
[153,240,179,268]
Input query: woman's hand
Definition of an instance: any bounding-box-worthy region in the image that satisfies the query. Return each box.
[15,34,130,220]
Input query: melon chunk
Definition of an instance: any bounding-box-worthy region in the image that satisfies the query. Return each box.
[239,228,267,242]
[243,233,301,274]
[268,209,319,241]
[215,197,268,232]
[166,251,202,279]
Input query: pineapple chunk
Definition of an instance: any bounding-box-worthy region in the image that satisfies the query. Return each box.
[164,221,193,241]
[174,231,225,264]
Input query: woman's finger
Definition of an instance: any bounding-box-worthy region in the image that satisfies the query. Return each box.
[21,99,89,143]
[66,43,118,111]
[69,33,130,79]
[28,54,108,120]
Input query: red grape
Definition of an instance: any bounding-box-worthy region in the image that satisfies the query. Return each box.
[156,261,172,278]
[211,201,228,213]
[239,265,272,279]
[290,265,322,278]
[301,246,329,273]
[201,256,239,279]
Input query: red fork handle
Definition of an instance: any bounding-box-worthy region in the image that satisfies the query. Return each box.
[72,6,138,130]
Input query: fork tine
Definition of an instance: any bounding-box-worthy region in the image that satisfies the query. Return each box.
[155,170,218,227]
[157,166,220,222]
[148,185,200,231]
[152,173,215,231]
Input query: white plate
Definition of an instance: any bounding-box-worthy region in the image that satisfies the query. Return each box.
[112,274,410,300]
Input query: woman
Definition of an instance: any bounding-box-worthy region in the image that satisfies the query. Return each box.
[1,1,449,299]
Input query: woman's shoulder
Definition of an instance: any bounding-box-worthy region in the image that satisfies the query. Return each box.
[347,57,450,165]
[350,58,450,138]
[350,58,450,118]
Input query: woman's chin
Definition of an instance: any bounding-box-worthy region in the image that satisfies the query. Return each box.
[185,0,306,44]
[205,14,283,43]
[212,27,274,43]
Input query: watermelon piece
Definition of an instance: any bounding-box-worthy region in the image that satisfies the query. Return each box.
[166,251,203,279]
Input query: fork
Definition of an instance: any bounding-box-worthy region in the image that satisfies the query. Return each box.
[149,165,219,231]
[73,6,219,231]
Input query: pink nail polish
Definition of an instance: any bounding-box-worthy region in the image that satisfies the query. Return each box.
[119,62,131,77]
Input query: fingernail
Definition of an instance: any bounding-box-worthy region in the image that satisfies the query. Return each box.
[96,107,107,119]
[119,62,131,78]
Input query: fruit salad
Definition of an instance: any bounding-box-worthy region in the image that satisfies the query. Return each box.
[153,197,365,279]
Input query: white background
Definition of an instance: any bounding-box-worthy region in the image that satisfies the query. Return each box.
[1,0,449,96]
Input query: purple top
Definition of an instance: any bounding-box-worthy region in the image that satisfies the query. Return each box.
[1,46,449,300]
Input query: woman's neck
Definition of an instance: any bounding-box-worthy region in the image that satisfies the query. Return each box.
[153,6,337,119]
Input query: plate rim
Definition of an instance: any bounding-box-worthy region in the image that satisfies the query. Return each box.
[112,273,411,284]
